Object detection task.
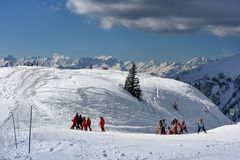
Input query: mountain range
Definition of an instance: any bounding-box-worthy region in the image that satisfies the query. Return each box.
[0,54,211,75]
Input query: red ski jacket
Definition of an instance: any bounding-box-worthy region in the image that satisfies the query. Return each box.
[86,119,91,126]
[99,118,105,127]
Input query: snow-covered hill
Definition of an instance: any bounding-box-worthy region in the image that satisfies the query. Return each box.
[0,67,229,131]
[0,67,233,159]
[180,54,240,121]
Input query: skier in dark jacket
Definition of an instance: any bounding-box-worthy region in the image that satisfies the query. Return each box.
[171,118,178,126]
[70,113,78,129]
[77,115,83,130]
[197,118,207,133]
[161,119,166,134]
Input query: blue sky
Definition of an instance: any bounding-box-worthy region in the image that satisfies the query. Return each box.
[0,0,240,62]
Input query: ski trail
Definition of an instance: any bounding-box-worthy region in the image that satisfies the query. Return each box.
[14,68,60,125]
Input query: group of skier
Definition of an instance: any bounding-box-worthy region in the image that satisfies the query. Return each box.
[70,113,207,134]
[156,118,207,134]
[70,113,105,132]
[156,118,188,135]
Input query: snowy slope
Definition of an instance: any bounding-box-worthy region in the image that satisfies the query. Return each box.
[181,54,240,121]
[1,122,240,160]
[0,66,233,159]
[0,67,229,130]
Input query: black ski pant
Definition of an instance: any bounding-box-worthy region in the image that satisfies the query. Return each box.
[198,127,207,133]
[181,127,188,134]
[76,124,80,130]
[87,126,92,131]
[161,127,166,134]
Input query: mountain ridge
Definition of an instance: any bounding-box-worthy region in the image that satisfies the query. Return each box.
[0,54,211,75]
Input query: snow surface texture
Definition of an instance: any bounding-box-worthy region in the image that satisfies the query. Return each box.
[0,67,231,159]
[1,123,240,160]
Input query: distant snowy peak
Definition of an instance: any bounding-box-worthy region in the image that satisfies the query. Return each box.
[137,61,180,77]
[182,54,240,81]
[0,54,127,70]
[0,54,211,78]
[0,55,17,67]
[1,54,236,78]
[76,56,126,70]
[184,56,211,66]
[182,56,211,71]
[94,55,113,61]
[133,56,210,78]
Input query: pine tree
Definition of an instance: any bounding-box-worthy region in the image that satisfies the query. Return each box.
[124,63,142,100]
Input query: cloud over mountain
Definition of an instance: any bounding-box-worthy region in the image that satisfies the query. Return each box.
[66,0,240,36]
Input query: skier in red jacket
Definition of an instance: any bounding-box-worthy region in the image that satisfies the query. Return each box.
[82,117,87,131]
[99,116,105,132]
[86,117,92,131]
[70,113,78,129]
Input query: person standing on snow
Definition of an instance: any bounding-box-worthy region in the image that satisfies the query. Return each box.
[166,127,173,135]
[161,119,167,134]
[70,113,79,129]
[171,119,178,129]
[177,122,182,134]
[77,114,83,130]
[99,116,105,132]
[156,120,163,134]
[197,118,207,133]
[86,117,92,131]
[171,119,178,134]
[181,120,188,134]
[82,117,87,131]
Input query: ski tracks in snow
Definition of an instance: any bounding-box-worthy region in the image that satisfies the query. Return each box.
[14,68,57,124]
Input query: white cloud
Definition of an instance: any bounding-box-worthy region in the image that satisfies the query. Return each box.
[66,0,240,36]
[208,26,240,37]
